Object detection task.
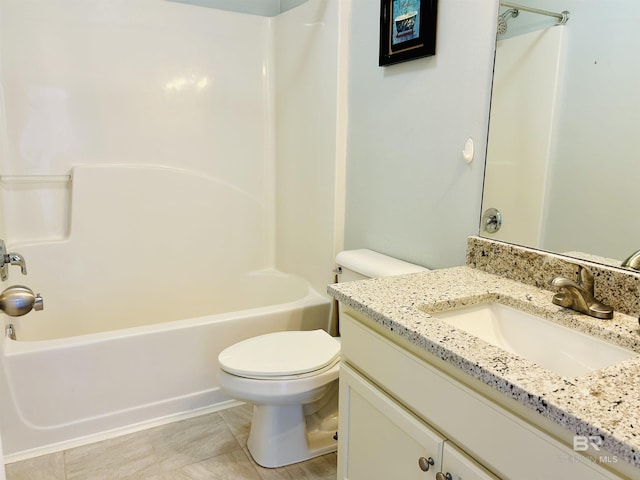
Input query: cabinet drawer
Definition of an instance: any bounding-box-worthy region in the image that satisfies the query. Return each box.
[340,313,621,480]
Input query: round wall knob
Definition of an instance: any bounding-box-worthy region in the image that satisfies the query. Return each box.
[462,137,474,164]
[482,207,502,233]
[418,456,435,472]
[0,285,43,317]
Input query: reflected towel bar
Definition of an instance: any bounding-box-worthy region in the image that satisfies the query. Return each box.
[500,2,570,25]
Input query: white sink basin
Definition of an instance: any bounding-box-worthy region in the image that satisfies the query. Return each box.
[434,303,636,377]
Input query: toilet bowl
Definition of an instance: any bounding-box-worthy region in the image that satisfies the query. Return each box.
[217,249,427,468]
[218,329,340,468]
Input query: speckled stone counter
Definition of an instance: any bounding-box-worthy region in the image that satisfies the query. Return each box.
[328,265,640,471]
[467,236,640,317]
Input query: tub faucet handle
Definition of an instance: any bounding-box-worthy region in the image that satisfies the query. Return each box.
[5,253,27,275]
[0,285,43,317]
[0,240,27,280]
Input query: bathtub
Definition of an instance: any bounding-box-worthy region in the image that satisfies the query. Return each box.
[0,270,330,459]
[0,165,331,459]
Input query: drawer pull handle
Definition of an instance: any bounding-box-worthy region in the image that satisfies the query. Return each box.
[418,456,435,472]
[436,472,453,480]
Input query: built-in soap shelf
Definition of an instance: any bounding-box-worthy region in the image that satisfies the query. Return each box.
[0,174,72,244]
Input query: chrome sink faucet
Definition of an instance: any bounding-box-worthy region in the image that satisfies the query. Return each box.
[550,264,613,319]
[0,239,27,281]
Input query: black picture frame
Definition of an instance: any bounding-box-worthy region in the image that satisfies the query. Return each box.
[379,0,438,66]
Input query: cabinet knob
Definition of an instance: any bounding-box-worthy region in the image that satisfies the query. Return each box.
[418,456,435,472]
[436,472,453,480]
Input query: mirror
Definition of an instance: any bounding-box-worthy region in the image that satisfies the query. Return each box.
[481,0,640,269]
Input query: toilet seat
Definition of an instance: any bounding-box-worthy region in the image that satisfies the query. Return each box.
[218,329,340,380]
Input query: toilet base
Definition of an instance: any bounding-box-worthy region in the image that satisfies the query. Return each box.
[246,384,339,468]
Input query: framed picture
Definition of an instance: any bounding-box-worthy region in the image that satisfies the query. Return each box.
[379,0,438,66]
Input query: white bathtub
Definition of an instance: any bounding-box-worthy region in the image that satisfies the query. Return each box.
[0,165,331,459]
[0,270,330,459]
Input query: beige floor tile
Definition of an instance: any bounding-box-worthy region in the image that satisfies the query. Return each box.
[252,462,296,480]
[219,402,253,445]
[167,449,262,480]
[65,429,161,479]
[287,452,337,479]
[247,450,337,480]
[5,452,65,480]
[2,405,336,480]
[149,412,241,472]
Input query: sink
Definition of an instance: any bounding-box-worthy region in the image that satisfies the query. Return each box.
[433,303,636,377]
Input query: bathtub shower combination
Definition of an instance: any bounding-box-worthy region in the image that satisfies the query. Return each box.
[0,165,331,459]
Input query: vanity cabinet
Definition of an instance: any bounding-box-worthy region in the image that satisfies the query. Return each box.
[340,363,497,479]
[337,311,625,480]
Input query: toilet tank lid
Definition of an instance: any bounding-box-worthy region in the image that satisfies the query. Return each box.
[335,249,428,278]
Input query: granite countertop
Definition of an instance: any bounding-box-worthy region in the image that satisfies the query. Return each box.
[328,266,640,470]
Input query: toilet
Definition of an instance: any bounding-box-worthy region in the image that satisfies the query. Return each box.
[217,249,428,468]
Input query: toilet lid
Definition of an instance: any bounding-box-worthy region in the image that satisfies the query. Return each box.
[218,330,340,378]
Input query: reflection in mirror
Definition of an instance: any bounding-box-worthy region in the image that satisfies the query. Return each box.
[621,249,640,271]
[481,1,640,270]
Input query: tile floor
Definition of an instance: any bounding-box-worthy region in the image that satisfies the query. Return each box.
[4,404,337,480]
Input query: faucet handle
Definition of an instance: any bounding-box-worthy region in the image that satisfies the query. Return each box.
[575,265,594,293]
[0,240,27,281]
[622,249,640,271]
[5,253,27,275]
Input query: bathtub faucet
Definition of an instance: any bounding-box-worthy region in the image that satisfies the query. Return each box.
[0,239,27,281]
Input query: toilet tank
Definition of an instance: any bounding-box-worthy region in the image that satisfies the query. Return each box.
[335,249,428,282]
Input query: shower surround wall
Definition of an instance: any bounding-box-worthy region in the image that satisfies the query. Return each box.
[0,1,275,254]
[0,0,339,293]
[1,2,272,243]
[0,0,340,460]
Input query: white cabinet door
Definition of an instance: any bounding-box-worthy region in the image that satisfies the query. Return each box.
[439,441,500,480]
[339,364,444,479]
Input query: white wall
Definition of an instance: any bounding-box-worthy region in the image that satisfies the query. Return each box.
[344,0,497,268]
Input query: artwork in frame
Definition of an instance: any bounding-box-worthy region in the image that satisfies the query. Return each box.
[379,0,438,66]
